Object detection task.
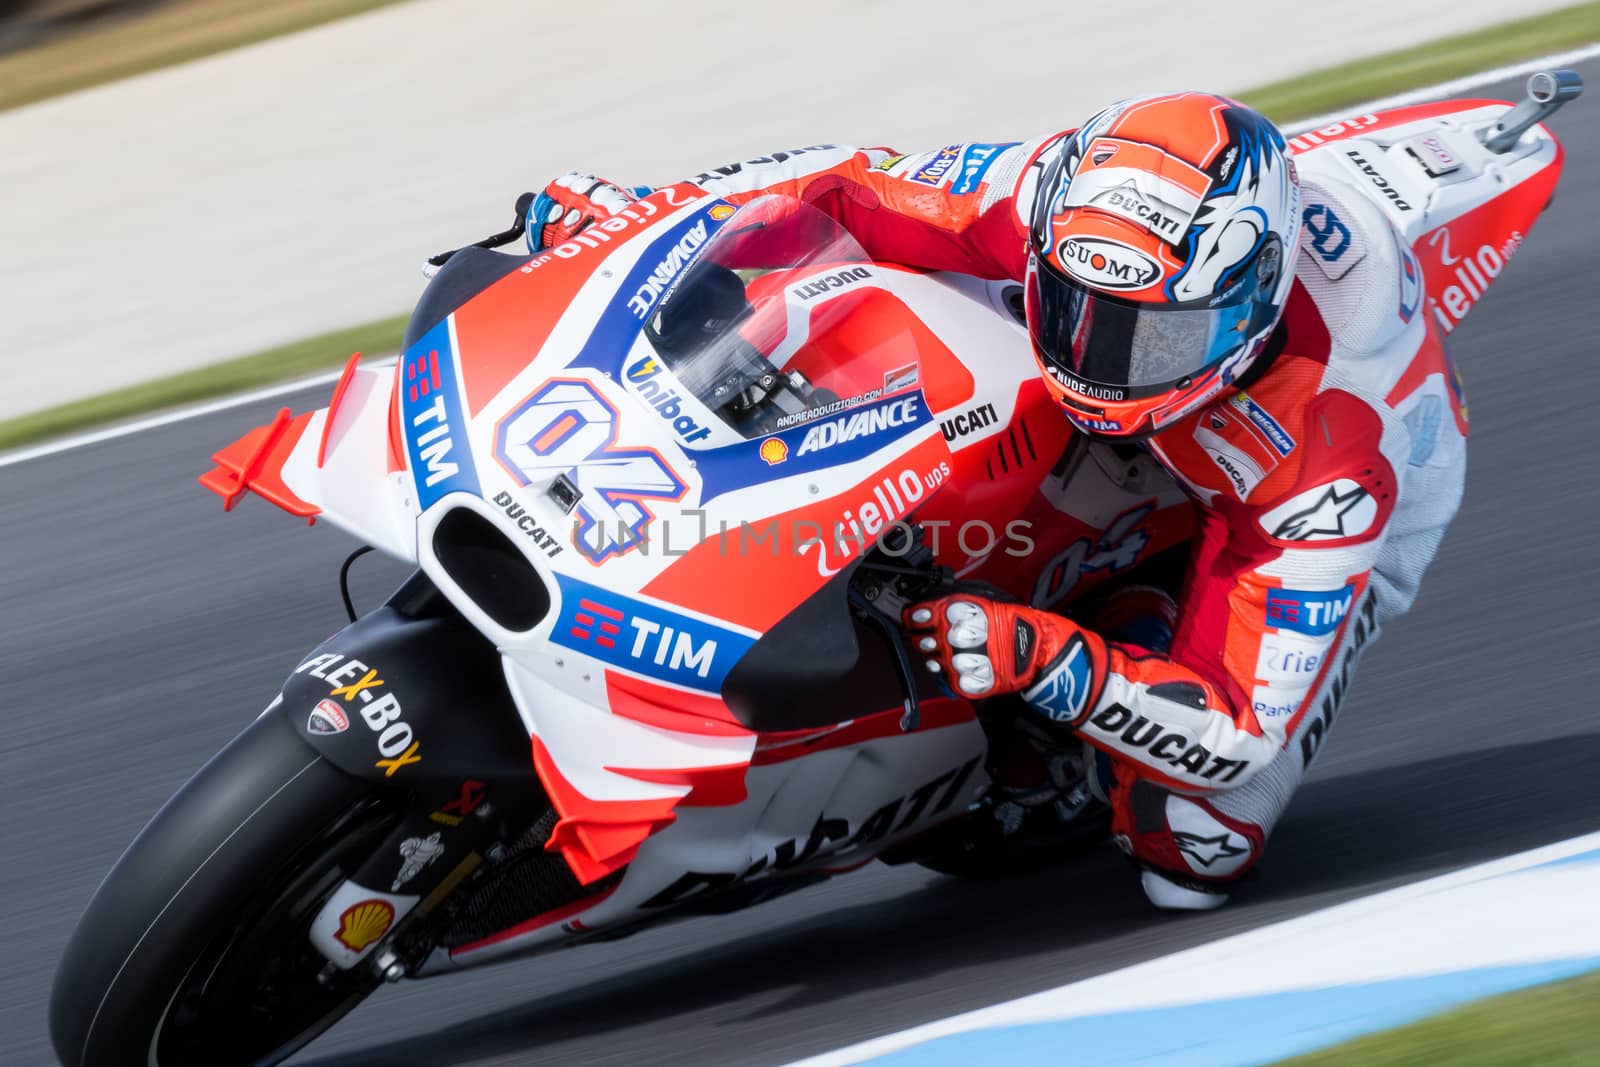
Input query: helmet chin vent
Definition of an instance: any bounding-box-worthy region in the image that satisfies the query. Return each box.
[1055,393,1107,416]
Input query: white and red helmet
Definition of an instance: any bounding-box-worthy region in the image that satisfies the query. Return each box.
[1026,92,1301,437]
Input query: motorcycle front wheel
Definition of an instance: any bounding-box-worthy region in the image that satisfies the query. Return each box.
[50,707,402,1067]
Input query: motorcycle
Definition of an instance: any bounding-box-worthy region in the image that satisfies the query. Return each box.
[50,72,1578,1066]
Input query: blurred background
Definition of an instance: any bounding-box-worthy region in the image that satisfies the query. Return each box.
[0,0,150,54]
[0,0,1583,426]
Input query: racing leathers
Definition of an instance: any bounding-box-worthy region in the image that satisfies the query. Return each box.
[557,134,1468,900]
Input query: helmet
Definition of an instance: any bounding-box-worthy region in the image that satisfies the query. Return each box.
[1026,92,1300,438]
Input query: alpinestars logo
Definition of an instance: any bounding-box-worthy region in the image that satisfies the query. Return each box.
[1022,636,1093,724]
[1173,830,1248,868]
[1267,481,1373,541]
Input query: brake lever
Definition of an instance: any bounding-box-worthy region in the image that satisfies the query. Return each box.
[423,192,536,276]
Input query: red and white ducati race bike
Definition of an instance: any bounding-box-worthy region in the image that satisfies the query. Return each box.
[51,74,1577,1067]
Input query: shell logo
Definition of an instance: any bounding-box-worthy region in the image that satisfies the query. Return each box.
[335,899,395,951]
[758,438,788,465]
[710,203,736,221]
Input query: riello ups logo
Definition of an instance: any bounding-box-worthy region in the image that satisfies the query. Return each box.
[1426,226,1523,334]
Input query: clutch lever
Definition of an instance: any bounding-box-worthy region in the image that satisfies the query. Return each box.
[850,584,922,732]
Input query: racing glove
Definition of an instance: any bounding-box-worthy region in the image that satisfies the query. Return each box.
[903,595,1105,723]
[526,172,650,252]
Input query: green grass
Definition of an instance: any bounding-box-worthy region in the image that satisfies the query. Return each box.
[1278,968,1600,1065]
[1239,1,1600,122]
[0,0,412,114]
[0,315,408,454]
[2,2,1598,453]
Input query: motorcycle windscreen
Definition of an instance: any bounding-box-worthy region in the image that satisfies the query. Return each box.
[634,195,926,441]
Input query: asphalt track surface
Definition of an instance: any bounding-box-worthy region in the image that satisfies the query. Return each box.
[5,65,1599,1066]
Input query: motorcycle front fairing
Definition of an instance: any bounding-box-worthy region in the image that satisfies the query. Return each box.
[416,192,969,893]
[202,192,983,935]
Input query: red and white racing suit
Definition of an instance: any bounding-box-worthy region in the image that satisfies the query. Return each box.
[679,135,1467,885]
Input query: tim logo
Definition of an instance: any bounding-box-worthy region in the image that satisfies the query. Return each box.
[405,350,460,491]
[551,574,756,690]
[399,323,480,510]
[571,598,624,648]
[494,379,687,563]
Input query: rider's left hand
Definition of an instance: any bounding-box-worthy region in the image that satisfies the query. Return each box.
[903,594,1084,698]
[526,172,646,252]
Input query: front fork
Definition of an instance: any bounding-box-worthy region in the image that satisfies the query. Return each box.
[277,569,551,976]
[302,777,523,976]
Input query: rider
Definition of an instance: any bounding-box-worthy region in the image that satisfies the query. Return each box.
[523,93,1467,909]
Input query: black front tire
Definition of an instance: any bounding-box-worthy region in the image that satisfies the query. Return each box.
[50,708,392,1067]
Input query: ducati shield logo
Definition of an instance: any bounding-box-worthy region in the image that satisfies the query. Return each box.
[1056,237,1161,291]
[295,654,422,776]
[883,362,920,393]
[306,699,349,735]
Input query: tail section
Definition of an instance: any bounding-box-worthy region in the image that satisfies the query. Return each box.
[1287,70,1580,333]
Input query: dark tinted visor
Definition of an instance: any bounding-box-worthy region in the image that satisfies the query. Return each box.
[1029,249,1278,398]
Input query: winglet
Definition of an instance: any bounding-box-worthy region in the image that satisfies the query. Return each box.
[199,407,320,523]
[316,352,364,469]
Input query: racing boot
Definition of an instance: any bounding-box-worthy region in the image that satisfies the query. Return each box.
[1139,867,1230,911]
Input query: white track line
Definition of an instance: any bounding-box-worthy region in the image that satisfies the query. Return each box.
[789,829,1600,1066]
[1286,41,1600,133]
[4,41,1597,470]
[0,355,396,470]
